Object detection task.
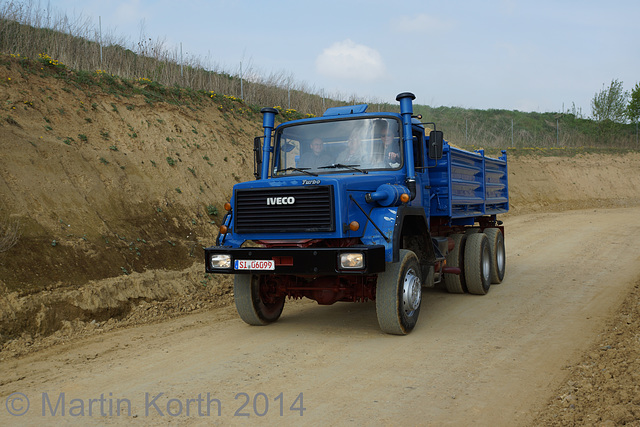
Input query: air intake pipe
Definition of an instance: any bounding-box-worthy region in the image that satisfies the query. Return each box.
[260,107,278,179]
[396,92,417,200]
[365,184,411,206]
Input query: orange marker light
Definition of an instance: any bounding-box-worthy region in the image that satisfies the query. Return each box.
[400,193,410,203]
[224,202,232,211]
[349,221,360,231]
[220,225,228,234]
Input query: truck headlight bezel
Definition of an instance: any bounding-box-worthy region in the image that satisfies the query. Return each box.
[210,254,232,269]
[339,252,365,270]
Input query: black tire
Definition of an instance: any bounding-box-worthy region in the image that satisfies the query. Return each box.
[444,234,467,293]
[234,274,285,325]
[464,233,491,295]
[376,249,422,335]
[484,228,506,284]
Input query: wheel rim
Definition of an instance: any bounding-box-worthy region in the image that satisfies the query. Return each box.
[482,245,491,284]
[402,267,421,314]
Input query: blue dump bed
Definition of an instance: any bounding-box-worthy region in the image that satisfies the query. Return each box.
[429,144,509,220]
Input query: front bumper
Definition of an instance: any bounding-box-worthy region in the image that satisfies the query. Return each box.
[205,245,386,275]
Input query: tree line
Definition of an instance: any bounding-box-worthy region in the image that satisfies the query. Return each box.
[592,79,640,124]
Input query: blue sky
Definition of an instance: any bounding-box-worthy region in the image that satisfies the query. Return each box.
[38,0,640,114]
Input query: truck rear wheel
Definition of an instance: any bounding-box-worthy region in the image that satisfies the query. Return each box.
[484,228,506,284]
[444,234,467,293]
[376,249,422,335]
[234,274,285,325]
[464,233,491,295]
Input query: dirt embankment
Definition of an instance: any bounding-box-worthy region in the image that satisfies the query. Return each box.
[0,55,263,343]
[532,280,640,425]
[508,153,640,214]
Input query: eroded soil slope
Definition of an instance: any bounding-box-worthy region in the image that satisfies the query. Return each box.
[0,56,261,294]
[0,54,263,341]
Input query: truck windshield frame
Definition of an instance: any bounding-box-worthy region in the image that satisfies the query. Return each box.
[272,117,403,176]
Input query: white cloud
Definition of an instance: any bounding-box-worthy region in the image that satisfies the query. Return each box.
[315,39,387,82]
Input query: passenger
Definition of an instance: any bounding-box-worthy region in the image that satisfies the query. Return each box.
[372,121,401,167]
[299,138,331,169]
[336,130,365,165]
[381,130,401,166]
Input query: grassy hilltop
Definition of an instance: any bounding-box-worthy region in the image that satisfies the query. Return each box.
[0,4,638,152]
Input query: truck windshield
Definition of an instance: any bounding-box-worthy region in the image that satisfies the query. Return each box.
[273,117,402,176]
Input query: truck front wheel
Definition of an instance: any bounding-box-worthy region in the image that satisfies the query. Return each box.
[376,249,422,335]
[234,274,285,325]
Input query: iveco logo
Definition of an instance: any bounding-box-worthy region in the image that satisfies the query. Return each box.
[267,196,295,206]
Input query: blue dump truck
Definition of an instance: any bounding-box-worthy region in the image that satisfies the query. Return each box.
[205,92,508,334]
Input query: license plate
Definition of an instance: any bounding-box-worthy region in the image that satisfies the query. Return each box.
[234,260,275,271]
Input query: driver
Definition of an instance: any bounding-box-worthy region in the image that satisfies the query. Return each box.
[299,137,331,169]
[336,130,366,164]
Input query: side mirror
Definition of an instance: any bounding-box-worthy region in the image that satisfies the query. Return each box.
[253,136,262,179]
[281,141,296,153]
[428,130,443,160]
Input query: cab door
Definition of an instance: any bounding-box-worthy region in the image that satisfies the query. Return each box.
[411,128,430,216]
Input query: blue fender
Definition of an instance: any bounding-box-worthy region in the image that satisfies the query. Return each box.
[360,206,431,263]
[360,207,398,262]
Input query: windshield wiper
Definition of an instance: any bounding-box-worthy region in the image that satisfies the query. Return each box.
[277,167,318,177]
[318,163,368,174]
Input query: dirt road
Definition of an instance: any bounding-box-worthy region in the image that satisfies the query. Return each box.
[2,207,640,426]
